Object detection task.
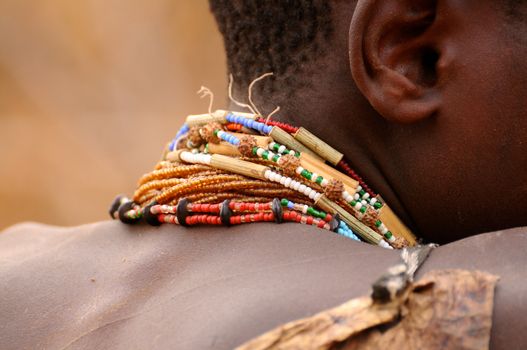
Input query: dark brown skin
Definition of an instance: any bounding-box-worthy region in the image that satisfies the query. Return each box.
[241,0,527,243]
[1,1,526,349]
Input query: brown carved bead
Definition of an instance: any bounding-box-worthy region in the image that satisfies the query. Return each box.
[176,136,188,150]
[278,154,301,177]
[324,179,344,201]
[391,236,409,249]
[187,126,204,147]
[362,207,379,227]
[238,136,258,157]
[199,122,223,144]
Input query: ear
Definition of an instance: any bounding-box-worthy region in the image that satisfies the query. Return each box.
[349,0,443,123]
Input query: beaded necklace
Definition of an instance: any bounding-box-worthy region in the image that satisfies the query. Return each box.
[110,110,417,249]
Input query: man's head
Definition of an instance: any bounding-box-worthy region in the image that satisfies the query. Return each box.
[209,0,527,243]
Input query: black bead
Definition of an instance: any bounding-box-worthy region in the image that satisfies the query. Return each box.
[143,202,162,226]
[109,195,127,219]
[220,199,232,226]
[329,213,340,232]
[177,198,190,227]
[118,201,141,224]
[272,198,283,223]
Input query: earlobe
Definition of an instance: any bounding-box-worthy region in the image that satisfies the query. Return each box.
[349,0,442,123]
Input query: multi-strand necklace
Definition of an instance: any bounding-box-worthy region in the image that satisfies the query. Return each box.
[109,109,417,249]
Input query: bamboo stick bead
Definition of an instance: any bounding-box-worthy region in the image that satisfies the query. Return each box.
[186,110,258,127]
[269,127,323,161]
[166,150,184,162]
[315,195,387,246]
[207,142,240,157]
[186,110,228,127]
[294,127,344,165]
[210,154,269,180]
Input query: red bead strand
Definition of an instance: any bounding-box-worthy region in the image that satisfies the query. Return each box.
[337,159,376,197]
[225,123,243,132]
[256,118,299,134]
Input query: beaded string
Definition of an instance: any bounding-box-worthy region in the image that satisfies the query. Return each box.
[256,116,375,196]
[111,109,416,249]
[134,161,312,208]
[114,198,360,239]
[201,124,391,238]
[222,114,379,202]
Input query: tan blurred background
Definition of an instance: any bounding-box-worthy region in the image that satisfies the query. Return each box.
[0,0,227,230]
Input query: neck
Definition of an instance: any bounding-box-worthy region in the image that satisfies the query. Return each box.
[226,75,418,234]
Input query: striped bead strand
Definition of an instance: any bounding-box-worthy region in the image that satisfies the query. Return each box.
[294,165,328,187]
[341,186,393,238]
[268,141,300,157]
[375,220,396,243]
[230,201,272,213]
[214,129,240,146]
[342,186,381,214]
[158,214,180,225]
[150,204,178,215]
[282,210,331,230]
[352,186,383,209]
[264,169,322,201]
[251,146,281,163]
[229,212,275,224]
[123,206,143,221]
[280,198,332,222]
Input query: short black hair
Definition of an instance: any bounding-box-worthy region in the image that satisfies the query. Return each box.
[209,0,333,93]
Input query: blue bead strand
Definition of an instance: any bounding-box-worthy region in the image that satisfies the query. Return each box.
[216,130,241,146]
[225,113,273,135]
[336,220,361,241]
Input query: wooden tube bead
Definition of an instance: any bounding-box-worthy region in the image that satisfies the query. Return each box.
[210,154,269,180]
[165,150,184,162]
[269,127,323,161]
[294,127,344,166]
[186,110,258,127]
[206,142,240,157]
[315,195,384,245]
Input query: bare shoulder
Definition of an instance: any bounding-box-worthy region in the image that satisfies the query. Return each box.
[0,221,398,349]
[0,222,525,349]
